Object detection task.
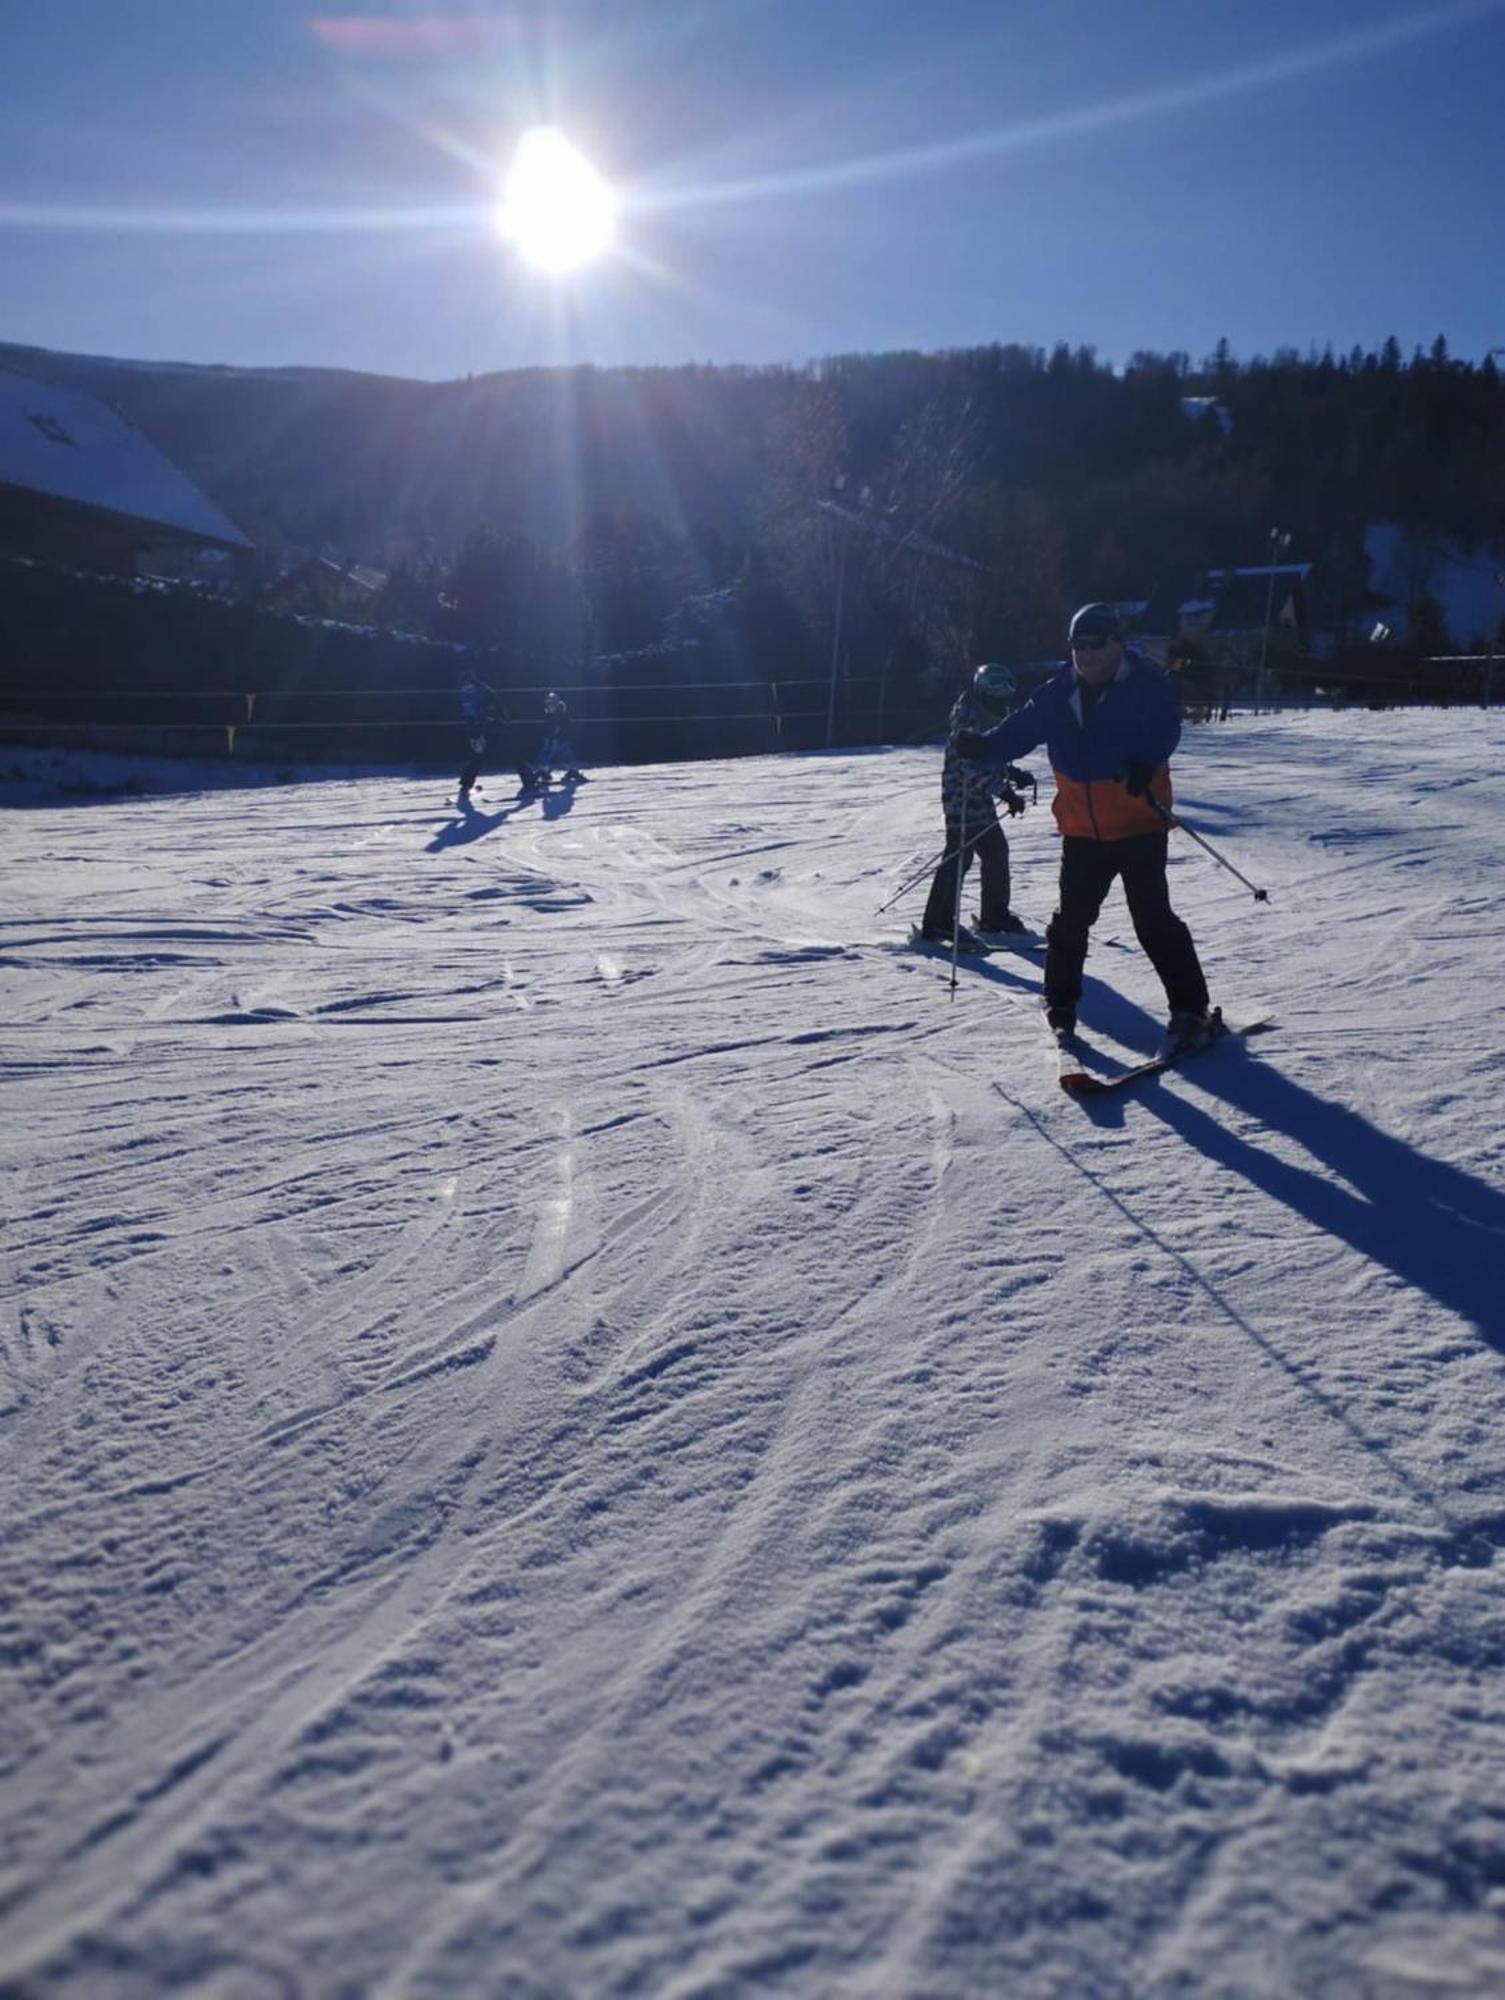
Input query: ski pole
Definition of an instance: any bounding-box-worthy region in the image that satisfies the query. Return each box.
[877,826,988,916]
[875,770,1033,914]
[1149,796,1269,902]
[949,800,970,995]
[875,841,957,915]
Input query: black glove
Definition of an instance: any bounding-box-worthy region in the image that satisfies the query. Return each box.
[1123,759,1153,798]
[1002,765,1033,790]
[953,729,994,763]
[999,785,1027,818]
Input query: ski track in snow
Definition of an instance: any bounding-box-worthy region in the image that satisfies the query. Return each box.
[3,716,1505,1997]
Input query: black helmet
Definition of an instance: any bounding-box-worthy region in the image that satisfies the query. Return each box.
[1068,602,1121,645]
[970,662,1017,716]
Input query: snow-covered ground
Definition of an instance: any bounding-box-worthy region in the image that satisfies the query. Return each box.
[3,711,1505,1999]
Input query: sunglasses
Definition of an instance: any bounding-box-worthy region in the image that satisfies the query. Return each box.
[1071,634,1116,653]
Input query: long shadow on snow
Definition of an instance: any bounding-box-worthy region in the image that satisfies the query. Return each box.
[1141,1033,1505,1356]
[1014,1014,1505,1558]
[426,801,524,851]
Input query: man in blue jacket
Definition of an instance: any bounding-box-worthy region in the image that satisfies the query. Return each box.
[954,602,1212,1043]
[457,668,501,803]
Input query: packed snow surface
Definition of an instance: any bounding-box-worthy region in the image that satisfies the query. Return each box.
[3,711,1505,1998]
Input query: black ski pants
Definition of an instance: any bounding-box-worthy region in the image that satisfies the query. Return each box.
[922,810,1011,935]
[459,730,487,793]
[1044,832,1208,1018]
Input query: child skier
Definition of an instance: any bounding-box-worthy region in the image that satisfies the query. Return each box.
[918,662,1037,953]
[531,690,585,786]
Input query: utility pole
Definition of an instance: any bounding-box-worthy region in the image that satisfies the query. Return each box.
[825,531,848,750]
[1257,528,1292,711]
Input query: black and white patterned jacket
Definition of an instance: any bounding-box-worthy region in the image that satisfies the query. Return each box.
[940,691,1031,823]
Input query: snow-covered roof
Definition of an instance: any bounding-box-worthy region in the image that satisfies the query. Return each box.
[1138,564,1310,637]
[0,365,251,550]
[1179,394,1232,434]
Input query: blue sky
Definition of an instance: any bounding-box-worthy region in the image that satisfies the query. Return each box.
[4,0,1505,381]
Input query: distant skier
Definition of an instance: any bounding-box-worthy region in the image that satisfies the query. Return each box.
[531,690,585,786]
[954,603,1214,1046]
[918,662,1037,952]
[456,668,500,804]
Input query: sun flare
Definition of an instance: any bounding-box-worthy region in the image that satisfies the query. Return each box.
[498,128,617,272]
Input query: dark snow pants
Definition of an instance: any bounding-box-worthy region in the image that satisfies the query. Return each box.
[459,731,488,794]
[922,810,1011,935]
[1044,832,1208,1018]
[536,732,578,775]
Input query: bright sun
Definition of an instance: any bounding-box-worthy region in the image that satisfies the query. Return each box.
[499,128,617,272]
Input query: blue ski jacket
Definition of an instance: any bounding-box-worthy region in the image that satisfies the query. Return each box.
[459,678,497,726]
[962,647,1180,841]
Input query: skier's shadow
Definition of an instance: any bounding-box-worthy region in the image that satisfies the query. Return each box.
[1108,1007,1505,1353]
[425,798,523,851]
[540,778,580,821]
[903,951,1043,997]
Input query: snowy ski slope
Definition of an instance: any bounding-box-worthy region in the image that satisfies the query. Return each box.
[3,710,1505,1997]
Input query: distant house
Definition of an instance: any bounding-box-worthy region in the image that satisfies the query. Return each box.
[1138,564,1310,665]
[1133,563,1311,713]
[0,365,251,572]
[1179,396,1232,436]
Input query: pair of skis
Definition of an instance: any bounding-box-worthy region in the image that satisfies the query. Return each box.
[1053,1010,1274,1096]
[910,929,1272,1095]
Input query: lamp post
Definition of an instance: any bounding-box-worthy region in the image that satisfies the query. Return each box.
[821,476,865,750]
[1256,528,1292,711]
[822,479,878,749]
[1480,355,1505,707]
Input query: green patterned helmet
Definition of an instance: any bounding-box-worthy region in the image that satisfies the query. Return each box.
[970,662,1017,716]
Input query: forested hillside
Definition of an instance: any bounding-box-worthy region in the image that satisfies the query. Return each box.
[5,334,1503,673]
